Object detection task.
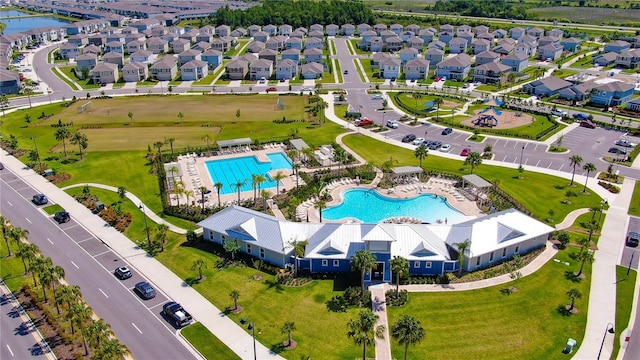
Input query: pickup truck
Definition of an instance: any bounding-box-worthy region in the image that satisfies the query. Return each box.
[162,302,193,327]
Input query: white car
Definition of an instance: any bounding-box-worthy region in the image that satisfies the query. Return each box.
[372,94,384,100]
[386,120,399,129]
[439,144,451,152]
[412,137,425,146]
[301,87,313,91]
[258,77,266,84]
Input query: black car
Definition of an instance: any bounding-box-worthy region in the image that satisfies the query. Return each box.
[114,266,132,280]
[54,211,70,223]
[32,194,48,205]
[608,147,627,155]
[428,141,442,150]
[0,162,4,170]
[627,232,639,248]
[441,128,453,135]
[134,281,156,300]
[401,134,416,143]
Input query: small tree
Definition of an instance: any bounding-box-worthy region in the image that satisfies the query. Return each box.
[389,256,409,295]
[191,259,207,281]
[230,290,240,310]
[177,112,184,123]
[391,315,425,360]
[281,321,297,347]
[454,240,470,276]
[223,239,241,260]
[556,231,571,248]
[567,288,582,311]
[575,250,594,277]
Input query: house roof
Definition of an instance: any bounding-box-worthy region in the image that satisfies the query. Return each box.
[380,56,401,66]
[607,40,630,47]
[179,49,202,57]
[304,48,322,55]
[250,58,273,68]
[424,48,444,55]
[472,39,490,46]
[595,52,618,62]
[476,50,499,59]
[527,76,572,91]
[450,38,467,45]
[399,48,418,55]
[474,62,511,72]
[91,62,118,72]
[405,58,430,67]
[594,81,635,93]
[502,53,529,61]
[181,59,207,69]
[438,53,472,67]
[201,49,222,56]
[102,51,123,59]
[130,50,152,58]
[277,58,297,67]
[282,48,300,55]
[122,62,146,71]
[561,37,582,44]
[301,62,324,74]
[77,53,97,61]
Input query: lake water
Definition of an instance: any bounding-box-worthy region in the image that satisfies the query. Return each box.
[1,10,72,35]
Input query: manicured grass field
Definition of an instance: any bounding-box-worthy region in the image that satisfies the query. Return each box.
[528,6,640,25]
[360,59,384,83]
[394,93,462,114]
[181,323,240,360]
[387,249,590,360]
[58,66,101,90]
[612,266,637,360]
[629,181,640,217]
[341,134,602,222]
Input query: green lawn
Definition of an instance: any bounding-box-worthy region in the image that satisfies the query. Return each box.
[360,59,384,83]
[181,323,240,360]
[551,69,579,79]
[341,134,602,222]
[629,181,640,217]
[387,249,590,360]
[391,93,463,115]
[192,74,216,86]
[572,55,596,69]
[348,39,368,55]
[612,266,637,359]
[57,66,101,90]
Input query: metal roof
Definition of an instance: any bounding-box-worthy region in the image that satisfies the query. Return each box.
[217,138,251,148]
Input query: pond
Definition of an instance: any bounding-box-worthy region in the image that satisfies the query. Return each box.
[1,10,72,35]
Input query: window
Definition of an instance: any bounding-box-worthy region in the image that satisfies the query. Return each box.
[414,261,420,268]
[333,260,339,267]
[502,248,507,258]
[490,252,494,262]
[425,261,432,268]
[246,244,252,254]
[322,260,328,267]
[515,245,520,254]
[260,248,265,259]
[476,257,481,266]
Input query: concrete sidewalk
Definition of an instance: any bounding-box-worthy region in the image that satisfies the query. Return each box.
[1,150,283,360]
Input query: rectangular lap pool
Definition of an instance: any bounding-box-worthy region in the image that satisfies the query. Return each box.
[204,152,292,195]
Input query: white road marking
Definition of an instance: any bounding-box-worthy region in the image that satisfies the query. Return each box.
[6,201,12,206]
[536,160,540,167]
[25,218,31,224]
[47,238,54,245]
[558,164,564,171]
[502,155,507,161]
[131,323,143,334]
[70,261,79,269]
[6,344,14,356]
[547,163,553,168]
[98,288,109,299]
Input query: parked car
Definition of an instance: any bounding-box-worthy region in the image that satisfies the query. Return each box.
[441,127,453,135]
[412,137,425,146]
[301,86,313,92]
[434,76,441,82]
[573,113,590,121]
[355,117,373,126]
[54,211,70,223]
[32,194,48,205]
[258,77,266,84]
[371,94,384,100]
[343,70,349,74]
[428,140,442,150]
[608,147,627,155]
[114,266,132,280]
[134,281,156,300]
[401,134,416,143]
[460,148,471,156]
[266,87,277,92]
[162,302,193,327]
[386,120,399,129]
[627,232,639,247]
[579,120,596,129]
[440,144,451,152]
[390,77,396,82]
[615,139,636,148]
[551,109,567,117]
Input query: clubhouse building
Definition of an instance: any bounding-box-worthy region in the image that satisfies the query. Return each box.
[198,206,554,282]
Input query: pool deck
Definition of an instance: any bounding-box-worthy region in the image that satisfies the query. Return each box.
[299,177,485,223]
[171,145,303,207]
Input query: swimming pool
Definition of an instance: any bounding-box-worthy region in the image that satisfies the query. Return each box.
[322,189,467,224]
[205,153,292,195]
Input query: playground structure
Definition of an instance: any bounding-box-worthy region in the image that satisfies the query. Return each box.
[461,106,534,130]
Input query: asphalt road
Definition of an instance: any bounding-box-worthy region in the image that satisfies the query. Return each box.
[0,169,198,360]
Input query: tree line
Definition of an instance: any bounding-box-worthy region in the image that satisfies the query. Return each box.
[431,0,529,20]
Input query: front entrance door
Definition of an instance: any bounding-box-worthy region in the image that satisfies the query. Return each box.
[372,262,384,280]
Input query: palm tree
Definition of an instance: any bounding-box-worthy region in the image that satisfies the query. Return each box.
[69,303,93,355]
[33,256,54,302]
[7,225,28,257]
[287,149,299,163]
[281,321,297,347]
[292,163,301,188]
[569,155,583,186]
[184,189,195,206]
[454,240,471,276]
[315,200,326,223]
[351,250,377,302]
[23,86,33,108]
[347,309,385,360]
[165,137,176,156]
[57,284,82,313]
[261,189,270,211]
[86,319,113,348]
[414,145,429,168]
[433,97,444,121]
[1,215,11,255]
[50,264,65,314]
[177,112,184,123]
[413,92,422,114]
[464,152,483,174]
[154,224,169,252]
[235,180,245,204]
[69,131,88,159]
[255,174,268,198]
[273,171,286,195]
[214,182,223,208]
[566,288,582,311]
[391,315,425,360]
[93,338,129,360]
[153,140,165,164]
[199,186,208,209]
[389,256,409,295]
[582,162,596,193]
[127,111,133,123]
[54,127,71,157]
[575,250,594,277]
[251,174,259,203]
[334,147,347,175]
[16,242,38,275]
[202,134,211,154]
[223,239,241,260]
[117,186,127,203]
[191,259,207,281]
[230,290,240,310]
[288,240,308,277]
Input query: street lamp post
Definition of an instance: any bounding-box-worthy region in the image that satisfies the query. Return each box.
[30,136,43,173]
[47,88,52,104]
[250,320,257,360]
[139,204,151,250]
[597,322,615,360]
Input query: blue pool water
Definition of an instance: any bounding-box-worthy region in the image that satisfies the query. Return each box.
[205,153,292,194]
[322,189,467,224]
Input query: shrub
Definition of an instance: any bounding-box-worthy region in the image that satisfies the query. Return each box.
[598,181,620,193]
[385,289,408,306]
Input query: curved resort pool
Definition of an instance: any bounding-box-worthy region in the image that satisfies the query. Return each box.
[322,189,468,224]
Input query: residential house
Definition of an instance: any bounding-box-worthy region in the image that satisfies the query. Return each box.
[253,31,269,43]
[83,45,101,56]
[590,81,635,106]
[341,24,355,36]
[518,34,538,46]
[473,61,511,84]
[304,48,323,64]
[286,37,303,50]
[404,58,430,80]
[477,32,495,42]
[407,36,425,50]
[558,82,598,103]
[593,52,618,66]
[373,23,388,35]
[60,43,82,59]
[471,39,491,55]
[537,43,564,61]
[91,62,119,84]
[258,49,278,64]
[493,42,514,55]
[522,76,573,97]
[494,29,508,38]
[357,23,372,35]
[249,59,273,80]
[247,41,265,53]
[449,38,468,54]
[88,34,106,47]
[105,41,124,54]
[278,24,293,36]
[301,62,324,79]
[398,48,419,65]
[215,25,231,37]
[68,34,89,47]
[295,27,308,36]
[407,24,421,35]
[181,60,208,81]
[400,31,415,43]
[457,25,472,37]
[201,50,223,68]
[390,23,404,35]
[147,38,169,54]
[263,25,278,36]
[510,27,525,40]
[368,37,384,52]
[195,33,213,45]
[266,36,286,51]
[371,52,390,68]
[424,48,444,68]
[248,25,261,37]
[379,56,401,79]
[458,32,475,46]
[436,53,472,80]
[475,25,490,35]
[361,30,377,44]
[625,97,640,112]
[290,30,305,39]
[276,58,298,80]
[309,30,324,40]
[193,41,211,52]
[439,24,455,44]
[106,34,125,45]
[384,36,403,52]
[501,53,529,72]
[526,27,545,39]
[560,37,582,52]
[171,38,191,54]
[150,26,168,38]
[231,28,247,38]
[124,33,146,45]
[129,50,153,63]
[225,57,250,80]
[548,29,564,39]
[418,29,435,43]
[126,40,146,54]
[0,69,20,95]
[281,49,301,63]
[310,24,324,34]
[326,24,339,36]
[198,25,216,36]
[150,55,178,81]
[178,49,202,66]
[515,43,537,57]
[427,40,446,51]
[538,36,560,47]
[614,49,640,68]
[604,40,631,53]
[76,53,98,72]
[180,29,199,43]
[631,35,640,49]
[122,62,148,82]
[475,50,500,65]
[102,51,124,68]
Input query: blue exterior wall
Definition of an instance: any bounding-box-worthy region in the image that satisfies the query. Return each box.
[310,258,352,273]
[410,260,444,276]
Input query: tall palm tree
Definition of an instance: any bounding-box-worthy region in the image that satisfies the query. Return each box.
[414,145,429,168]
[454,240,471,276]
[199,186,208,209]
[191,259,207,280]
[54,127,71,157]
[347,309,385,360]
[582,162,596,193]
[86,319,112,348]
[0,215,11,255]
[281,321,297,347]
[334,147,347,175]
[15,242,38,275]
[50,264,65,313]
[93,338,129,360]
[7,225,28,257]
[433,97,444,121]
[57,284,82,313]
[413,92,422,114]
[273,171,286,195]
[184,189,195,206]
[292,163,301,188]
[117,186,127,203]
[569,155,583,186]
[351,250,377,302]
[234,180,245,204]
[214,182,223,208]
[174,180,185,207]
[261,189,271,211]
[391,315,425,360]
[464,152,483,174]
[230,290,240,310]
[69,303,93,355]
[575,250,594,277]
[177,111,184,124]
[154,224,169,252]
[389,256,409,295]
[566,288,582,311]
[315,200,326,223]
[251,174,259,203]
[165,137,176,156]
[288,240,308,277]
[70,131,88,159]
[255,174,268,197]
[34,256,54,302]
